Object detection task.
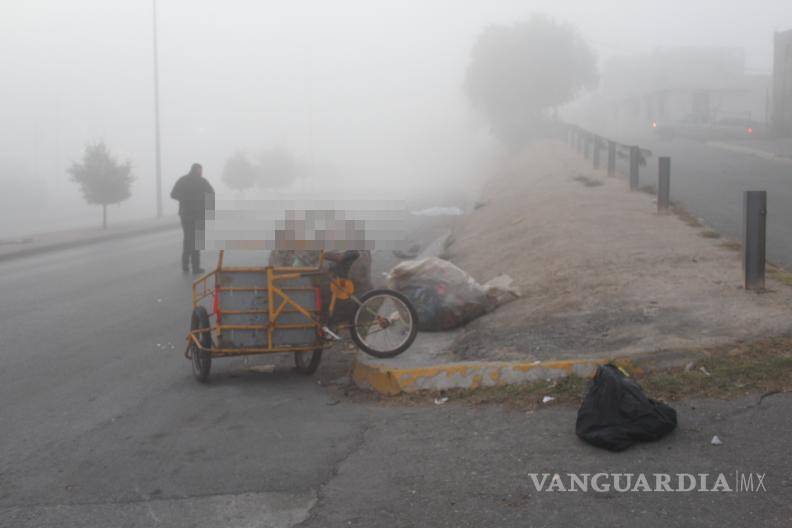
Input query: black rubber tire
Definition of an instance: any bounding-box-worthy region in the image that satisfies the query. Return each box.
[350,289,419,359]
[294,349,323,375]
[190,306,212,383]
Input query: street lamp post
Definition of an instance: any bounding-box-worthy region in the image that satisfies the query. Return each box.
[153,0,163,217]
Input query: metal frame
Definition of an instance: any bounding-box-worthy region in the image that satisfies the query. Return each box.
[186,250,343,358]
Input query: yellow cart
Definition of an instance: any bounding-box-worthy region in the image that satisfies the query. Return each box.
[185,250,418,382]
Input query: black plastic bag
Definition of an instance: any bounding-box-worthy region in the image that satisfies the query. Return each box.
[576,364,677,451]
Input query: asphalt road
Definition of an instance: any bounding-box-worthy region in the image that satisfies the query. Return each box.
[1,231,791,527]
[615,136,792,267]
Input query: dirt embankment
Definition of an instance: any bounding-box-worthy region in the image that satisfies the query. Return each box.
[444,142,792,362]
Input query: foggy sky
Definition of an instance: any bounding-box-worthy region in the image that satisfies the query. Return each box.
[1,0,791,234]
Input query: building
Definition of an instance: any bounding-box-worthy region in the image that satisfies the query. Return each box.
[578,47,770,139]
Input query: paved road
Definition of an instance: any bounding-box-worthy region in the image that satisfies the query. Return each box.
[1,231,791,527]
[610,136,792,267]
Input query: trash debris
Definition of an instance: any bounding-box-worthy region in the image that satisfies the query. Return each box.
[387,257,519,331]
[699,366,711,377]
[542,396,555,404]
[473,201,487,210]
[711,435,723,446]
[576,364,677,452]
[393,243,421,260]
[156,298,163,303]
[410,206,463,216]
[684,362,695,372]
[434,396,449,405]
[483,274,520,307]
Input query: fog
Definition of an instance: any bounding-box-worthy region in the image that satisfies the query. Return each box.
[1,0,790,237]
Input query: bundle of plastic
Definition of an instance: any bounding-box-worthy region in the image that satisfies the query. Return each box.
[387,257,519,331]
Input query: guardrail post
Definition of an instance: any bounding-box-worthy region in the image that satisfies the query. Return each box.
[592,136,601,170]
[657,157,670,213]
[743,191,767,291]
[607,141,616,176]
[584,134,591,159]
[629,146,640,190]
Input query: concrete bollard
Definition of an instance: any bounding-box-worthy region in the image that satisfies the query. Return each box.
[657,157,671,213]
[607,141,616,177]
[629,146,640,191]
[742,191,767,291]
[592,136,601,170]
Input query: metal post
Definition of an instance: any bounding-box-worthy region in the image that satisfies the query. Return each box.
[607,141,616,177]
[592,136,600,170]
[153,0,163,218]
[584,135,591,159]
[657,157,670,213]
[742,191,767,291]
[629,146,640,190]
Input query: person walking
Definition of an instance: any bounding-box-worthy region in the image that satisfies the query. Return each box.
[170,163,214,274]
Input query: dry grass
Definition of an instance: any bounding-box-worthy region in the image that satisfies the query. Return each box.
[719,240,742,251]
[639,184,657,195]
[573,175,603,187]
[671,205,704,228]
[699,229,721,239]
[769,269,792,287]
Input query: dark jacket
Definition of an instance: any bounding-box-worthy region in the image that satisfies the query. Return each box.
[170,174,214,218]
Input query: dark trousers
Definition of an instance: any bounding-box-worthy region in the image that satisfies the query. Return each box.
[180,215,201,271]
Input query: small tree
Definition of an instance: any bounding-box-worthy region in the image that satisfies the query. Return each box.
[68,142,134,229]
[222,151,260,192]
[465,14,597,147]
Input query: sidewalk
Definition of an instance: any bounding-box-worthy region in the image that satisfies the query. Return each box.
[354,141,792,394]
[0,216,179,262]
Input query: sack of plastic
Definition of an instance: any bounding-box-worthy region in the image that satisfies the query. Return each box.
[387,257,516,331]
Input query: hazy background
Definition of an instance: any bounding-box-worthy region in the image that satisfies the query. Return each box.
[1,0,791,237]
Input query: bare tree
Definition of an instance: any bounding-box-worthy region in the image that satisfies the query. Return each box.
[465,14,597,147]
[68,142,134,229]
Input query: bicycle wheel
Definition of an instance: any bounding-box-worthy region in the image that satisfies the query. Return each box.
[350,289,418,359]
[190,306,212,383]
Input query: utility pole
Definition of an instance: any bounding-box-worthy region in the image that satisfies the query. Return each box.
[153,0,163,217]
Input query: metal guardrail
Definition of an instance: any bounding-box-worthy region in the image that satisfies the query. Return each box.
[556,122,767,291]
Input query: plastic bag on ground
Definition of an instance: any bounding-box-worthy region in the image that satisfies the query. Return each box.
[575,364,677,452]
[387,257,517,331]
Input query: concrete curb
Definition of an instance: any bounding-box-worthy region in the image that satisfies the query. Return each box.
[352,348,703,395]
[0,221,179,263]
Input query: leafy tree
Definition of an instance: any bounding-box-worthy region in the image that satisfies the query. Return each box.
[68,142,134,229]
[465,15,597,147]
[222,151,260,192]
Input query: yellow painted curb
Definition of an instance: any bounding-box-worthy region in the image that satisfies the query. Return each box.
[352,356,626,395]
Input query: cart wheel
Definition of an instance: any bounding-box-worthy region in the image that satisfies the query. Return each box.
[190,306,212,383]
[294,349,322,375]
[350,289,418,359]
